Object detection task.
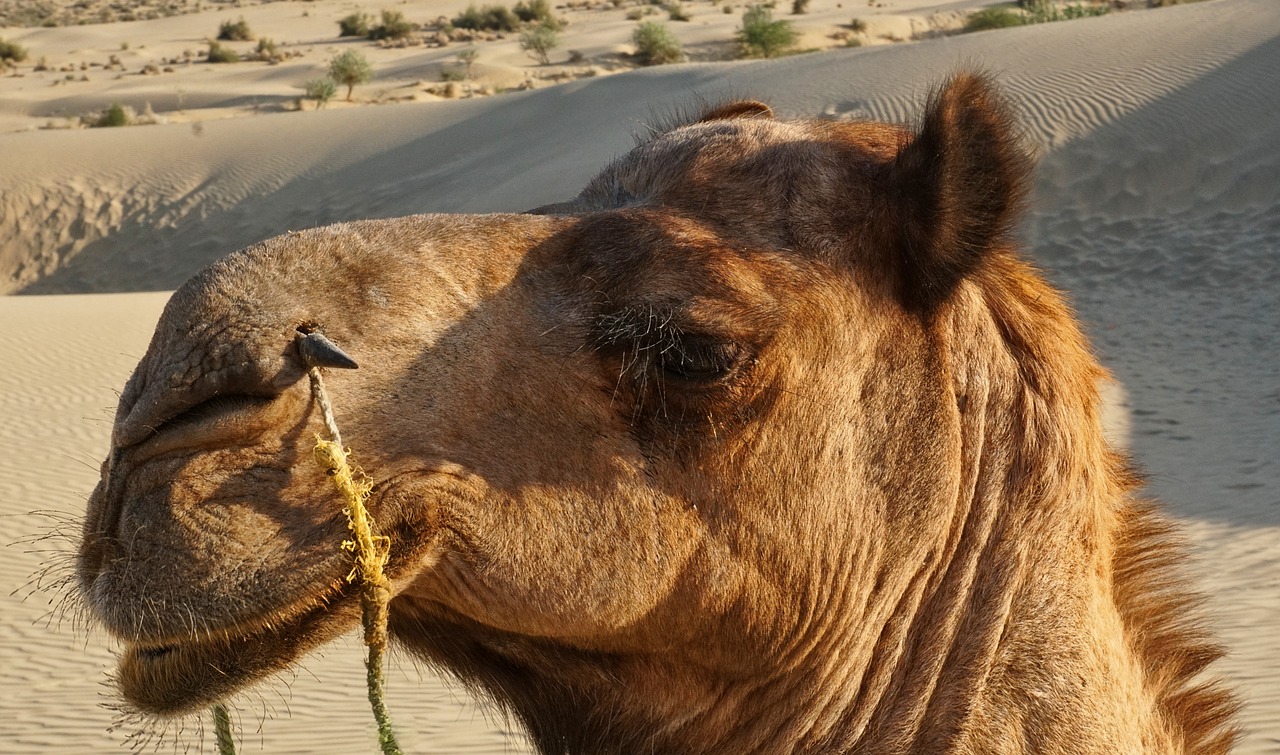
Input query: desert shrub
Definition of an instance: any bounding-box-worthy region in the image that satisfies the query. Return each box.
[848,17,866,33]
[304,77,336,106]
[206,41,240,62]
[665,3,691,21]
[736,5,796,58]
[632,21,682,65]
[369,9,414,40]
[440,67,466,81]
[338,12,371,37]
[456,45,479,77]
[452,4,520,31]
[329,49,372,99]
[964,7,1024,30]
[93,102,129,127]
[791,0,809,13]
[513,0,564,28]
[518,23,558,64]
[217,16,253,41]
[0,38,28,66]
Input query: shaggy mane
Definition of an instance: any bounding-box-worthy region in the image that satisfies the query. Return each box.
[1111,492,1242,753]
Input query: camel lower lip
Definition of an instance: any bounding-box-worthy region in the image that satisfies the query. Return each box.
[117,586,361,717]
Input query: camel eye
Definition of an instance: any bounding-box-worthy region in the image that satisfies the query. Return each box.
[657,339,740,382]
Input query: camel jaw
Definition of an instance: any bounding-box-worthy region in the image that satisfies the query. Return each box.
[116,582,360,716]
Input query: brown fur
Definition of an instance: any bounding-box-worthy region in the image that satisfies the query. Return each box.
[77,73,1237,753]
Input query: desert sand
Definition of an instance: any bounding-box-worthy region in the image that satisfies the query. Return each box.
[2,0,1277,752]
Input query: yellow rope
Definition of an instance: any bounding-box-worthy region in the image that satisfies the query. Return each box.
[210,367,402,755]
[212,702,234,755]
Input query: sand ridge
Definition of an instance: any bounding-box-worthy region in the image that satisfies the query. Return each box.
[1,0,1278,752]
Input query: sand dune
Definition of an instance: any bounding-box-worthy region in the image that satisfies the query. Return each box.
[2,0,1278,752]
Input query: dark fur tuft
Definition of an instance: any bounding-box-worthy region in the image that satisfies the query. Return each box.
[633,94,772,146]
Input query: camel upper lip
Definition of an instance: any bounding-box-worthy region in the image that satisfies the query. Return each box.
[123,574,350,653]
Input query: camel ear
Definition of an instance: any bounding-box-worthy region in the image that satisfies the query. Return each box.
[881,73,1031,311]
[700,100,774,123]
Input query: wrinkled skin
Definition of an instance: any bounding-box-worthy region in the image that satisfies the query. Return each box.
[78,75,1236,753]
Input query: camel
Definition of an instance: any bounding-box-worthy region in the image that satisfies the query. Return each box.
[77,73,1238,753]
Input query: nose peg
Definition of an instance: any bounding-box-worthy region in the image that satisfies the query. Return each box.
[297,332,359,370]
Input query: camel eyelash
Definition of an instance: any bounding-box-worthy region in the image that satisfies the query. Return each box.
[590,307,743,383]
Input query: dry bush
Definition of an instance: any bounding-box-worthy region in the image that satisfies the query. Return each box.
[519,23,559,64]
[216,16,253,41]
[633,21,682,64]
[369,9,415,40]
[0,38,28,66]
[339,12,371,37]
[304,77,337,106]
[206,41,240,63]
[453,4,520,31]
[736,5,797,58]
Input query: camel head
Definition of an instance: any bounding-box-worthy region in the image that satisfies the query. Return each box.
[79,74,1233,753]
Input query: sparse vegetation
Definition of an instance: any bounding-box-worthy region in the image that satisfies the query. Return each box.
[633,21,683,65]
[0,38,28,67]
[369,9,414,40]
[457,46,480,79]
[666,3,691,21]
[736,5,797,58]
[791,0,809,14]
[965,1,1108,33]
[304,77,337,106]
[519,23,559,64]
[514,0,565,29]
[440,67,466,81]
[1023,0,1110,21]
[329,49,372,100]
[338,12,372,37]
[849,17,866,33]
[452,4,521,32]
[206,41,240,63]
[254,37,280,62]
[216,16,253,41]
